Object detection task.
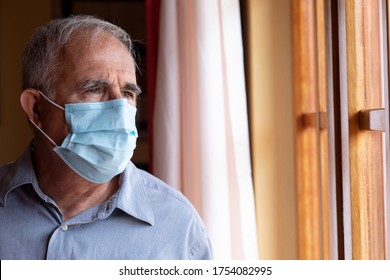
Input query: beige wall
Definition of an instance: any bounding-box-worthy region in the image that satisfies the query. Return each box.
[0,0,52,164]
[245,0,297,259]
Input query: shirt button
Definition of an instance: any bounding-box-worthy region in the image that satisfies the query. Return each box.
[61,224,68,231]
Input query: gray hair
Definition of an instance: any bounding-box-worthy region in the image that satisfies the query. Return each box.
[21,15,135,97]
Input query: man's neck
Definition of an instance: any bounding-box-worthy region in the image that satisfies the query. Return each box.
[33,141,119,221]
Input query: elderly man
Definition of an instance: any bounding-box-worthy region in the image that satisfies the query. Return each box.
[0,15,212,260]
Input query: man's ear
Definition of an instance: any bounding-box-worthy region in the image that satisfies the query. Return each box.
[20,89,42,126]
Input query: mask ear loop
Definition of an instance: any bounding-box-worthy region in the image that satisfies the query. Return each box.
[29,118,59,147]
[28,90,65,147]
[37,91,65,111]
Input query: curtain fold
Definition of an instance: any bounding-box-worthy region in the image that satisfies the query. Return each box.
[145,0,161,173]
[153,0,258,260]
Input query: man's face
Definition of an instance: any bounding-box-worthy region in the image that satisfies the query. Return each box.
[39,31,138,146]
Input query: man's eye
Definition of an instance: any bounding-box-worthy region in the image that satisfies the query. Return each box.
[122,91,136,99]
[85,88,104,95]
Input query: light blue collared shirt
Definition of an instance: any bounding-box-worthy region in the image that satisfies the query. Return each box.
[0,145,213,260]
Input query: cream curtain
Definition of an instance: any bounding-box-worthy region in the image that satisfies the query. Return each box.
[153,0,258,259]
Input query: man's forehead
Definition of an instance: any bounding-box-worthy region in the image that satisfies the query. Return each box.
[63,30,132,60]
[61,35,135,72]
[67,29,125,45]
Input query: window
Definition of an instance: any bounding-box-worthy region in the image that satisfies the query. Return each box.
[293,0,389,259]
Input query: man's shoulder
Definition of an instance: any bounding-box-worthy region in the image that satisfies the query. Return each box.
[137,169,193,205]
[0,145,34,189]
[137,169,187,202]
[0,161,16,194]
[134,168,205,227]
[129,167,213,259]
[0,161,15,176]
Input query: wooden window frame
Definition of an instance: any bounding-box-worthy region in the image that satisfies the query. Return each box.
[294,0,389,259]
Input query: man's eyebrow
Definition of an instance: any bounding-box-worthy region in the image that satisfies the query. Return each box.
[123,83,142,96]
[76,80,141,95]
[77,79,111,90]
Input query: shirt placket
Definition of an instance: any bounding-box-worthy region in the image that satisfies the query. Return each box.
[45,197,116,260]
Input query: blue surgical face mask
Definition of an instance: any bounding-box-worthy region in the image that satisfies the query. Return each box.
[30,91,138,183]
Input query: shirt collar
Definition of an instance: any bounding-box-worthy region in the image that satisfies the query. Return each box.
[0,143,155,226]
[0,144,37,207]
[116,162,154,226]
